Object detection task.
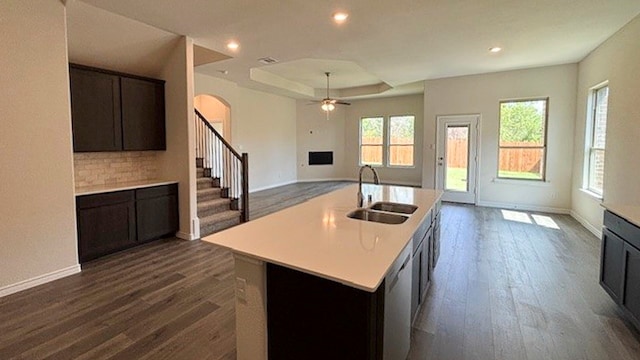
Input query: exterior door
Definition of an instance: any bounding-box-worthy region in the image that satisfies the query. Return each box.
[436,115,479,204]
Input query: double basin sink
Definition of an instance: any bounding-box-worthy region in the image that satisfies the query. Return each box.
[347,202,417,224]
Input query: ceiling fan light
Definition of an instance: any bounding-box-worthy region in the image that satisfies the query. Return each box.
[321,103,335,112]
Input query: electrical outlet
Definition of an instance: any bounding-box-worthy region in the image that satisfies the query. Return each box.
[236,277,247,301]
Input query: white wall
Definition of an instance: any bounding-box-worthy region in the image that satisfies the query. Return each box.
[194,94,230,139]
[296,94,424,186]
[158,37,198,240]
[195,73,297,192]
[345,95,424,186]
[423,64,578,212]
[0,0,80,294]
[296,102,348,181]
[572,15,640,234]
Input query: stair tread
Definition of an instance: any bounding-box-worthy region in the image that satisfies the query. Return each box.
[200,210,241,225]
[197,198,231,208]
[197,187,222,195]
[197,177,212,184]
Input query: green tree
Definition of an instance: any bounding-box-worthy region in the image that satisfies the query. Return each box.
[500,101,545,144]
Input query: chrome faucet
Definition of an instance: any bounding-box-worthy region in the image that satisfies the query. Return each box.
[357,165,380,208]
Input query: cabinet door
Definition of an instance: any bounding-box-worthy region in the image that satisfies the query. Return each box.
[600,228,625,302]
[622,243,640,325]
[70,67,122,152]
[121,77,166,150]
[136,189,178,243]
[433,213,441,269]
[420,228,433,301]
[411,245,422,320]
[77,193,136,263]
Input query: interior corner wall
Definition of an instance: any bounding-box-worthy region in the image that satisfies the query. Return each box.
[0,0,79,291]
[236,87,297,191]
[344,95,424,186]
[423,64,577,211]
[195,73,297,192]
[158,36,198,239]
[296,101,348,181]
[571,14,640,232]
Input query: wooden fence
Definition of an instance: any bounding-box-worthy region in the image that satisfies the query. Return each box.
[447,139,542,173]
[361,137,414,166]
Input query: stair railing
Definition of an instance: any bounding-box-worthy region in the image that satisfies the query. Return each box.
[195,109,249,222]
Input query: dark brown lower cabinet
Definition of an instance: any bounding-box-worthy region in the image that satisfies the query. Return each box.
[77,184,178,263]
[266,263,385,360]
[136,184,178,243]
[600,210,640,330]
[622,243,640,325]
[600,228,624,301]
[77,191,136,263]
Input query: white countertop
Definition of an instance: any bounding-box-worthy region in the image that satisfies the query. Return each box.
[603,203,640,228]
[75,180,179,196]
[202,184,442,292]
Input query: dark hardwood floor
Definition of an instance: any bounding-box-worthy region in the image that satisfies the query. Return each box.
[1,182,639,359]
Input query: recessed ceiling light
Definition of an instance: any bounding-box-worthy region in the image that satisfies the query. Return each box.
[333,12,349,23]
[489,47,502,53]
[227,41,239,51]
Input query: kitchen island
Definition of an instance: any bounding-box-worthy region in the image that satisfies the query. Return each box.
[203,184,442,360]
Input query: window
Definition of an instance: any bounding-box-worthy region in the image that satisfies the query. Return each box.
[359,115,415,167]
[360,117,384,166]
[585,84,608,196]
[498,98,548,180]
[388,115,415,167]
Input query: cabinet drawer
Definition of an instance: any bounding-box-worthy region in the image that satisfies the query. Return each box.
[136,184,177,200]
[605,211,640,250]
[77,190,135,209]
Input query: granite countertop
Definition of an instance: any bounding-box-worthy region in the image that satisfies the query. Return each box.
[603,203,640,228]
[75,179,179,196]
[202,184,442,292]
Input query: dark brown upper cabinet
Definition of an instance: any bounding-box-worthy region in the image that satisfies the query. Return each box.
[69,64,166,152]
[70,67,122,152]
[121,77,166,150]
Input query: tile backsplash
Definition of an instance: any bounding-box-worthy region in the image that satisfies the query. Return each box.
[74,152,161,188]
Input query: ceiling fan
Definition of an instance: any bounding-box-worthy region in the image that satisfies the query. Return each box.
[310,72,350,115]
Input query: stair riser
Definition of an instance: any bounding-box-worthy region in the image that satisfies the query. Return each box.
[198,202,232,217]
[200,217,241,237]
[197,179,212,190]
[196,168,204,178]
[197,191,222,202]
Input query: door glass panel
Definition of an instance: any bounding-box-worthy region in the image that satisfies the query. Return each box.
[445,125,469,191]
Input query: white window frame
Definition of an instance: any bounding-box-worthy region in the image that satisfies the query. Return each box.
[583,82,608,198]
[387,115,416,168]
[358,115,416,168]
[497,98,549,181]
[359,116,385,167]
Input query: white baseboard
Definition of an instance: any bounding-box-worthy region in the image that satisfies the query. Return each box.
[476,200,571,214]
[250,179,298,193]
[0,264,81,298]
[297,177,420,187]
[296,177,352,183]
[176,231,198,241]
[570,210,602,238]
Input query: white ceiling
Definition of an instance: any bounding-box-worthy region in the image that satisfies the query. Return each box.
[75,0,640,100]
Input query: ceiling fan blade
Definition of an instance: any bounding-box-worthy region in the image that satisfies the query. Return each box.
[335,101,351,106]
[307,101,322,105]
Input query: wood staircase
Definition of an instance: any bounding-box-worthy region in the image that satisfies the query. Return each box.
[196,165,242,237]
[195,109,249,238]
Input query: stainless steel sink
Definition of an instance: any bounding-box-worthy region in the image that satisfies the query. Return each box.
[347,209,408,224]
[370,202,418,214]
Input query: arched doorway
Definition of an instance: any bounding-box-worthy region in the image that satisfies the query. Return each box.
[194,94,231,141]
